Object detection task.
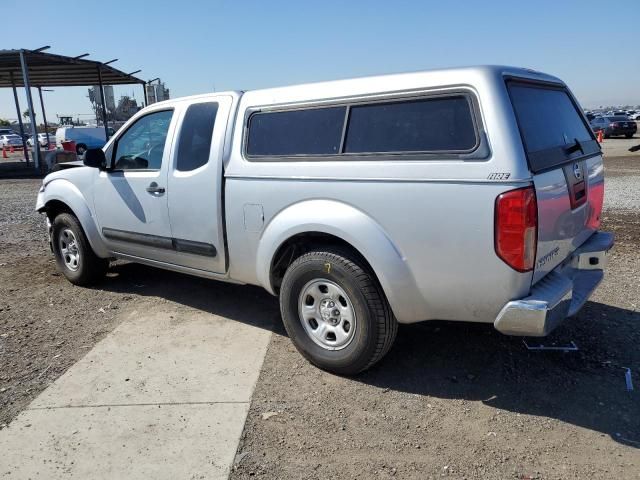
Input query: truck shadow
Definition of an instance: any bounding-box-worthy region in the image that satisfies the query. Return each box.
[99,262,638,448]
[102,261,282,332]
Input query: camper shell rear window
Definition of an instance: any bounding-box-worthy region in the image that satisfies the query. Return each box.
[506,79,599,173]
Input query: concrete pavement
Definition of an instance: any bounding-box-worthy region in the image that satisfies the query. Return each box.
[0,301,272,479]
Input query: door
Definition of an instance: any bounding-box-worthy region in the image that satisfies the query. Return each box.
[93,108,177,263]
[165,96,232,273]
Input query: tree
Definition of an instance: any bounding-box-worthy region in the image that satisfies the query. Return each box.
[0,118,10,127]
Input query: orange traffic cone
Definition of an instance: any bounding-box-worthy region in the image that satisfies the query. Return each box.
[597,130,604,143]
[2,146,7,159]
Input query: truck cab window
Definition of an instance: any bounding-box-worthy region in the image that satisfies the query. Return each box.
[176,102,218,171]
[113,110,173,170]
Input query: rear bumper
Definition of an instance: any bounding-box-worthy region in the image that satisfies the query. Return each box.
[494,231,614,337]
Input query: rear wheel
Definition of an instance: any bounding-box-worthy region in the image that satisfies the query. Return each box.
[51,213,108,285]
[279,248,397,375]
[625,133,634,139]
[604,134,610,139]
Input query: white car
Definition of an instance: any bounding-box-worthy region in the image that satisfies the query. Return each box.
[0,134,23,149]
[630,112,640,120]
[27,133,54,147]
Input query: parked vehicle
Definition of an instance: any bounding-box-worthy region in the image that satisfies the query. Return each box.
[590,116,637,138]
[630,112,640,120]
[0,128,16,136]
[27,132,54,148]
[36,66,613,374]
[55,126,108,155]
[0,134,24,149]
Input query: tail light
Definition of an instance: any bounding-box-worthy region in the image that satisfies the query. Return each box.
[495,186,538,272]
[610,122,618,128]
[587,181,604,229]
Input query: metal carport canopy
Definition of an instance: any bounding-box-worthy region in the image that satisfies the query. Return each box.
[0,48,145,170]
[0,49,144,87]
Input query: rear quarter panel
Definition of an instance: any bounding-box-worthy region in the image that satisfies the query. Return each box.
[225,178,533,323]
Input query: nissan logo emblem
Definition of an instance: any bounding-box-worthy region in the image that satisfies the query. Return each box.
[573,163,582,180]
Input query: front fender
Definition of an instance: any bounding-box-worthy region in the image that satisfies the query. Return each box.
[256,199,428,323]
[36,178,110,258]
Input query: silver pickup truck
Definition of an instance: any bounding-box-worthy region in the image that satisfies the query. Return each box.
[36,65,613,374]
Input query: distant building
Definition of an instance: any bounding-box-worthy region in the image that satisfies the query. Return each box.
[89,85,116,112]
[87,85,141,123]
[88,85,116,124]
[114,96,141,121]
[145,80,170,105]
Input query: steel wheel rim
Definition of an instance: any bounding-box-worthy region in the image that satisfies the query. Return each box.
[298,279,357,350]
[58,228,80,272]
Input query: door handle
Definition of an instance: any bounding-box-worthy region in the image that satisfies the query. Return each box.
[146,182,165,194]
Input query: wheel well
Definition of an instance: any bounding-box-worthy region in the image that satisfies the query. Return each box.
[43,200,75,222]
[270,232,376,293]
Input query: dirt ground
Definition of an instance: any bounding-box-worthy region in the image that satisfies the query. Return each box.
[0,150,638,478]
[0,179,126,426]
[0,179,276,428]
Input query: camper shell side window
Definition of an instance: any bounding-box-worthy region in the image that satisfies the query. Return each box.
[243,90,486,161]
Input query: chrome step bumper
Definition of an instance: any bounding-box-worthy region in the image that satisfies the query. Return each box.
[494,231,614,337]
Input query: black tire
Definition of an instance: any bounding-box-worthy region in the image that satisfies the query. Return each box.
[76,143,87,155]
[604,134,610,139]
[280,248,397,375]
[51,213,108,286]
[625,133,634,139]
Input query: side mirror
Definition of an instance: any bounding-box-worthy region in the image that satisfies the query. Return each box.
[83,148,106,169]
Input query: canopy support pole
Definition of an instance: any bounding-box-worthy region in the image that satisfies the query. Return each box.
[9,71,29,165]
[19,50,39,170]
[97,66,109,141]
[38,87,51,150]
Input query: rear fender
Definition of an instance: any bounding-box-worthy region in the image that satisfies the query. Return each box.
[256,199,428,323]
[36,178,110,258]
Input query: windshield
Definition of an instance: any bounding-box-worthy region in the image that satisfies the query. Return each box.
[608,116,629,122]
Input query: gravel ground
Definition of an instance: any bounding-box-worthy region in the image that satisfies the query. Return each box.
[602,156,640,212]
[231,154,640,480]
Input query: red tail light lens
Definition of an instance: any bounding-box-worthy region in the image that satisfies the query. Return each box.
[587,181,604,229]
[495,186,538,272]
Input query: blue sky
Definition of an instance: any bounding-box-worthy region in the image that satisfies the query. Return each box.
[1,0,638,122]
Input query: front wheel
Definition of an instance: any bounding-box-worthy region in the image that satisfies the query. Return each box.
[280,248,397,375]
[625,133,634,139]
[51,213,108,285]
